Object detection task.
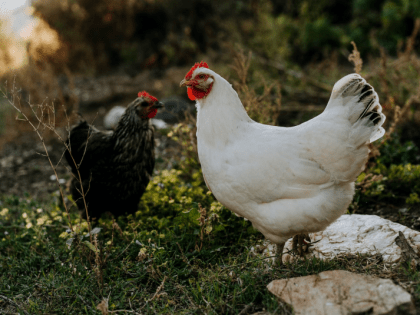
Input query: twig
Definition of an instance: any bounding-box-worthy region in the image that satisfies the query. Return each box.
[395,231,420,267]
[0,295,30,315]
[109,239,134,262]
[176,242,191,265]
[55,147,69,170]
[238,302,253,315]
[1,79,74,232]
[226,285,249,302]
[127,298,142,315]
[78,294,93,311]
[147,276,167,302]
[202,295,217,312]
[404,18,420,57]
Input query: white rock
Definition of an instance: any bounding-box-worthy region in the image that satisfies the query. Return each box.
[0,155,14,168]
[250,214,420,265]
[103,106,126,129]
[104,107,169,130]
[267,270,415,315]
[151,118,168,129]
[49,175,66,184]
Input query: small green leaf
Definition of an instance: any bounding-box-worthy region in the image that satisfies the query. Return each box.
[205,225,212,234]
[83,241,99,253]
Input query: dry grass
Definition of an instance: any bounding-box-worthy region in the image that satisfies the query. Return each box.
[0,57,78,149]
[348,41,363,74]
[1,78,74,228]
[230,47,282,125]
[365,19,420,137]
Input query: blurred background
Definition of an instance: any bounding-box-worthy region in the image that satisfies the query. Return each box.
[2,2,420,313]
[0,0,419,219]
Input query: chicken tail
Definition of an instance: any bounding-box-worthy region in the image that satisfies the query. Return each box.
[65,120,91,172]
[326,73,386,144]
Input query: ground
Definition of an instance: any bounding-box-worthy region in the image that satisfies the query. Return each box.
[1,68,420,315]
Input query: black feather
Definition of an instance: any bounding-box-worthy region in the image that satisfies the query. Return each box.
[356,83,378,121]
[359,84,371,96]
[364,112,382,126]
[65,98,157,220]
[340,78,362,97]
[358,88,373,103]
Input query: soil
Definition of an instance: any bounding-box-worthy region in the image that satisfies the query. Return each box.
[0,135,67,201]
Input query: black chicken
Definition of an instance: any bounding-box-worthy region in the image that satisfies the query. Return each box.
[65,92,164,219]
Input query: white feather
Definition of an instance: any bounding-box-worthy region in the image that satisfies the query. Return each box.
[193,70,386,244]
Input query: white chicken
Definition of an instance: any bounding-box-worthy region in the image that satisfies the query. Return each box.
[180,62,386,264]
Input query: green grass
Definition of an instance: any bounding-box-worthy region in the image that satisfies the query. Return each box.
[1,192,420,314]
[2,127,420,314]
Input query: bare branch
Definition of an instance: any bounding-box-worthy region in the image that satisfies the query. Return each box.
[1,81,74,232]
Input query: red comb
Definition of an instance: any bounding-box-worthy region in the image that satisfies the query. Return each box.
[185,61,209,80]
[138,91,158,102]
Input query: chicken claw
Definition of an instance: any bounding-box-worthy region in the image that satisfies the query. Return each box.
[292,233,311,257]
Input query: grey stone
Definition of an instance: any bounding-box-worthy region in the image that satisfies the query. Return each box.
[250,214,420,265]
[267,270,415,315]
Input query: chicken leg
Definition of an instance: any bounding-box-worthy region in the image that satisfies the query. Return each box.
[275,243,285,266]
[292,233,311,257]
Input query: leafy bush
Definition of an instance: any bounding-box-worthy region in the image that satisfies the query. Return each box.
[29,0,420,72]
[241,0,420,63]
[377,133,420,166]
[354,136,420,208]
[351,130,420,210]
[31,0,236,72]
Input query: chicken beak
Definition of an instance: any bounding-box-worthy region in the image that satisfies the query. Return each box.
[180,78,192,87]
[151,101,164,109]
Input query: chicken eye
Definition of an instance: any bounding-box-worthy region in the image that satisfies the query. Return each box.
[140,101,149,107]
[197,74,205,79]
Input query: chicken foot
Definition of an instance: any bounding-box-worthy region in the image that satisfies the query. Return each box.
[292,233,311,257]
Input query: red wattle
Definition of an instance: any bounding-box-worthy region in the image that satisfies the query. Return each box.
[147,108,158,119]
[187,87,196,100]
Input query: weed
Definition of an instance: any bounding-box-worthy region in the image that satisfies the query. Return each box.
[348,41,363,74]
[230,47,282,125]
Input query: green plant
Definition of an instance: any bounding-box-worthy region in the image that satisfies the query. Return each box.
[377,133,420,166]
[2,193,419,314]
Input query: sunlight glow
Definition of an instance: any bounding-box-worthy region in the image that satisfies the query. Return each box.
[0,0,27,14]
